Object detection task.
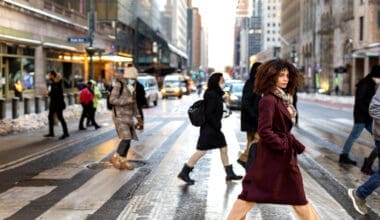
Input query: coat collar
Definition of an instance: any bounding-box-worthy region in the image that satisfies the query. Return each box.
[272,95,293,122]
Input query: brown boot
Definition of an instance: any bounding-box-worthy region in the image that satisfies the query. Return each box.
[109,154,121,169]
[119,158,134,170]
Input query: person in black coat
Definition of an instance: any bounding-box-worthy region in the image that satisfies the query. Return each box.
[178,72,242,184]
[238,62,262,170]
[44,70,69,140]
[135,80,147,130]
[339,65,380,174]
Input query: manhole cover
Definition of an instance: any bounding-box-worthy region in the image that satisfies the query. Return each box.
[86,160,146,170]
[86,162,113,170]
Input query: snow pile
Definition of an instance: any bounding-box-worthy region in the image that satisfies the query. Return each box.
[0,99,110,136]
[298,93,354,105]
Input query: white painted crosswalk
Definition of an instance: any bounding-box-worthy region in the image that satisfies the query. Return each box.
[0,116,356,219]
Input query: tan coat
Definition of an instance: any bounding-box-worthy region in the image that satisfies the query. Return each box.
[109,78,140,140]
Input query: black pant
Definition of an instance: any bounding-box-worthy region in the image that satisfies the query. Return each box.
[117,139,131,157]
[79,103,99,128]
[48,109,68,135]
[137,105,144,121]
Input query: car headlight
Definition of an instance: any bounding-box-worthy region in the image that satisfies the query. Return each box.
[161,89,166,93]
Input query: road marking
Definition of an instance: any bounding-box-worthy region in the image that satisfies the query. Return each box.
[0,186,55,219]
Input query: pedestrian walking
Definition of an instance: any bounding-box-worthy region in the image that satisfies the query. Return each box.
[135,79,147,130]
[44,70,69,140]
[178,72,242,184]
[108,65,142,170]
[348,83,380,215]
[79,82,100,130]
[13,80,23,101]
[339,65,380,173]
[86,80,102,128]
[227,59,319,220]
[237,62,262,170]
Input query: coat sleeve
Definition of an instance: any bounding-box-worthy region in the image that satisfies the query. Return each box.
[290,134,306,154]
[109,81,135,106]
[205,92,221,130]
[369,87,380,119]
[356,80,372,115]
[258,95,289,151]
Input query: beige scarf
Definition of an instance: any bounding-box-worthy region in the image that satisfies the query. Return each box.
[272,87,297,124]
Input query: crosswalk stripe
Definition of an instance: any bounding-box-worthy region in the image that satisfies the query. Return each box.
[33,121,162,180]
[0,186,56,219]
[117,122,199,219]
[36,121,183,219]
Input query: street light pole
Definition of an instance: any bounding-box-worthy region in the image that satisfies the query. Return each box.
[87,0,95,80]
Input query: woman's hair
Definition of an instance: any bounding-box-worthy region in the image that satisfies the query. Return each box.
[207,72,223,91]
[249,62,262,80]
[254,59,299,95]
[48,70,57,77]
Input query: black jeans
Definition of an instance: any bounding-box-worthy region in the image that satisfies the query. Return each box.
[117,139,131,157]
[48,109,68,135]
[79,103,99,128]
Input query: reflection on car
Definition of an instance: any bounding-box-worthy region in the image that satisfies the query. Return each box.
[225,82,244,110]
[137,74,159,107]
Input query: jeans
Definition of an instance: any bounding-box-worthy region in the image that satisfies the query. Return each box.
[356,140,380,200]
[342,123,372,155]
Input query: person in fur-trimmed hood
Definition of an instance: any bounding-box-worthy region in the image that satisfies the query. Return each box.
[108,64,143,170]
[44,70,69,140]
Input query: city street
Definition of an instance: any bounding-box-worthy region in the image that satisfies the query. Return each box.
[0,93,379,219]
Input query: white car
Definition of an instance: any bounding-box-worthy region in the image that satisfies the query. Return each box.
[137,74,159,107]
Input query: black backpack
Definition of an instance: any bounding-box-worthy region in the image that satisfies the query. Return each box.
[107,81,123,110]
[188,100,206,126]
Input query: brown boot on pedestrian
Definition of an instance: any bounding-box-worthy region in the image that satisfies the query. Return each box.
[109,154,121,169]
[119,158,134,170]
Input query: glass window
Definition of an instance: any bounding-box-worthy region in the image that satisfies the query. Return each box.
[7,45,18,55]
[23,47,34,56]
[359,16,364,41]
[22,58,35,89]
[5,57,21,91]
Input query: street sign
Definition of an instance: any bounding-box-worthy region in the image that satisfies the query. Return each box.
[67,37,88,43]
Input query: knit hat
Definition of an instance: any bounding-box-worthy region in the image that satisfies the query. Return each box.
[123,66,138,79]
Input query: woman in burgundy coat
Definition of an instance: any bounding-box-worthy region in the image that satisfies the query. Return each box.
[227,59,319,220]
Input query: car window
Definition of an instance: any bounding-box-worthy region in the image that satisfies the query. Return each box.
[231,84,243,93]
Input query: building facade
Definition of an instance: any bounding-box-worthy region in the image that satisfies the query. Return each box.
[0,0,112,98]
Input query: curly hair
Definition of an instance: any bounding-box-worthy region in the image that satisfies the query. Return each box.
[254,59,299,95]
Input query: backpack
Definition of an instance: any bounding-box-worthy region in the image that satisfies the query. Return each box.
[107,81,123,110]
[188,100,206,126]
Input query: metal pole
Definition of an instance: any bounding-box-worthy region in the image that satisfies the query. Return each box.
[89,0,95,80]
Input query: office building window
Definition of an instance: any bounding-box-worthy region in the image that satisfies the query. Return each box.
[359,16,364,41]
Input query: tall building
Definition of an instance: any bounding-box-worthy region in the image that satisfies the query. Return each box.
[162,0,188,69]
[350,0,380,94]
[300,0,323,93]
[187,7,202,72]
[0,0,111,98]
[234,0,251,78]
[261,0,281,51]
[280,0,300,66]
[248,0,263,58]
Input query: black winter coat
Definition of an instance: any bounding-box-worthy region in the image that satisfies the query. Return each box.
[49,78,66,112]
[136,81,147,107]
[197,89,227,150]
[354,76,376,124]
[241,78,261,132]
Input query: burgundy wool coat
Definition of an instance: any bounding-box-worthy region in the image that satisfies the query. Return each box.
[238,93,308,205]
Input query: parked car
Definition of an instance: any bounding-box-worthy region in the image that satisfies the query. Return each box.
[137,74,159,106]
[161,74,184,99]
[225,82,244,110]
